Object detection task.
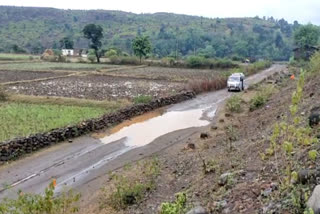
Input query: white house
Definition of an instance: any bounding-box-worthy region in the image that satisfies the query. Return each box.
[62,49,74,56]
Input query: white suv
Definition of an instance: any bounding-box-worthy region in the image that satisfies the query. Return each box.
[227,73,245,92]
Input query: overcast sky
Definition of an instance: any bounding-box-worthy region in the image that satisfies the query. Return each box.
[1,0,320,25]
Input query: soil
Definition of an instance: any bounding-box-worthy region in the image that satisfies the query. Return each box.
[0,70,69,83]
[5,74,186,100]
[80,68,320,214]
[105,66,224,82]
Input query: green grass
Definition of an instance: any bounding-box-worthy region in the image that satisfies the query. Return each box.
[0,53,39,61]
[0,62,119,71]
[0,102,113,142]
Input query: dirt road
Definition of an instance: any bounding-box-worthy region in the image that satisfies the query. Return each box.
[0,64,286,201]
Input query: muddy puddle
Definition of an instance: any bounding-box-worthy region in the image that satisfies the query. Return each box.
[100,107,215,147]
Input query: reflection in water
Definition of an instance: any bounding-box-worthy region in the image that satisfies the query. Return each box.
[101,108,211,147]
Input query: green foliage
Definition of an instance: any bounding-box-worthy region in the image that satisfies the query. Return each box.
[186,56,206,68]
[159,192,187,214]
[132,36,152,63]
[309,51,320,73]
[0,53,39,61]
[186,56,237,69]
[59,37,74,49]
[294,24,320,48]
[249,85,275,111]
[109,56,140,65]
[0,87,8,102]
[308,150,318,161]
[105,49,118,58]
[0,7,300,60]
[226,95,243,113]
[0,102,108,142]
[104,158,160,210]
[87,49,96,63]
[83,24,103,63]
[133,95,153,104]
[245,60,272,75]
[0,181,80,214]
[265,71,317,186]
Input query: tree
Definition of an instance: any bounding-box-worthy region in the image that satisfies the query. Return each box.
[59,37,74,49]
[294,24,319,48]
[83,24,103,63]
[132,36,152,63]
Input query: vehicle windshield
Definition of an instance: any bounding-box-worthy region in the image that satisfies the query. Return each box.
[228,76,239,81]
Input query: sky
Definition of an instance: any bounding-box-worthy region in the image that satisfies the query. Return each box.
[1,0,320,25]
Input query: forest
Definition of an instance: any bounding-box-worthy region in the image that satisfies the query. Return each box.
[0,6,315,60]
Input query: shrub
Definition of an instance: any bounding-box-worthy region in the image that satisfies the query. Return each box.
[105,49,118,58]
[0,87,8,102]
[245,60,272,75]
[226,95,243,113]
[0,180,80,214]
[133,95,153,104]
[186,56,206,68]
[103,158,160,210]
[188,76,227,94]
[109,56,140,65]
[249,94,267,111]
[161,57,176,66]
[309,51,320,73]
[88,49,96,63]
[160,192,187,214]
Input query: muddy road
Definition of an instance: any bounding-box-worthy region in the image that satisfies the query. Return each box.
[0,64,286,201]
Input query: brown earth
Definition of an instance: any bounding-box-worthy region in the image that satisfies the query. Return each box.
[81,69,320,214]
[0,70,69,83]
[5,74,186,100]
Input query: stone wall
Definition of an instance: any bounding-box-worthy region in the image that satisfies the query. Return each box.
[0,91,195,162]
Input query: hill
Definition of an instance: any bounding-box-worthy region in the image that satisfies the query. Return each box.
[0,6,302,60]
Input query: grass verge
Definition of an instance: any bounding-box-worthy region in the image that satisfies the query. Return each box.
[0,101,124,142]
[0,53,39,61]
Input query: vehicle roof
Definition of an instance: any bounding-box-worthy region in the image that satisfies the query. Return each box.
[230,73,244,76]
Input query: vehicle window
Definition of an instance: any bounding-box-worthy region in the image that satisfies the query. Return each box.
[228,76,239,81]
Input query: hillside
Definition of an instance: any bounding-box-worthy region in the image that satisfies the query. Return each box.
[0,6,301,60]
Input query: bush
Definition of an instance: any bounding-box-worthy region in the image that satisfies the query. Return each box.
[161,57,176,66]
[105,49,118,58]
[0,87,8,102]
[226,95,243,113]
[309,51,320,73]
[186,56,206,68]
[249,94,267,111]
[0,180,80,214]
[109,56,140,65]
[188,76,227,94]
[160,192,187,214]
[88,49,96,63]
[103,158,160,210]
[245,60,272,75]
[133,95,153,104]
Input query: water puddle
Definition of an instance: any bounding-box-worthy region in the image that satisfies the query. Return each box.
[101,108,212,147]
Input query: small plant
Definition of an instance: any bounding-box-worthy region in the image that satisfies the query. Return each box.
[0,180,80,214]
[249,85,275,111]
[309,51,320,73]
[308,150,318,161]
[0,87,8,102]
[103,158,160,210]
[226,125,238,151]
[133,95,153,104]
[160,192,187,214]
[226,95,243,113]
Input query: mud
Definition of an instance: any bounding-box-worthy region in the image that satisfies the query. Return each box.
[6,74,185,100]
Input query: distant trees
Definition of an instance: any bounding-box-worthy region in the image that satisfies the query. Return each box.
[294,24,319,48]
[83,24,103,63]
[59,37,74,49]
[132,36,152,63]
